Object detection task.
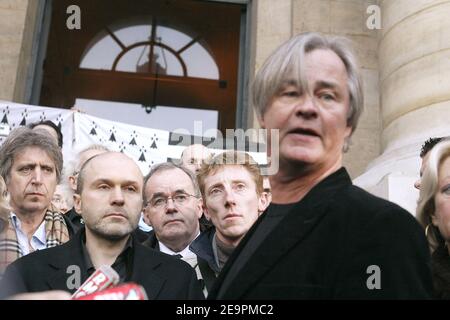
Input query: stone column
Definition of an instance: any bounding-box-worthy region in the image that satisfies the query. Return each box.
[247,0,293,131]
[292,0,381,178]
[355,0,450,214]
[0,0,29,101]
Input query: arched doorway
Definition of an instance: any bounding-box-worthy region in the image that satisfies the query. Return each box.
[39,0,244,133]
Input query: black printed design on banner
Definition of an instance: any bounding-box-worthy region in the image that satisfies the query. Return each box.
[138,147,147,162]
[150,133,159,149]
[90,122,98,136]
[129,130,138,146]
[1,106,10,125]
[109,127,117,142]
[119,141,127,153]
[19,109,29,126]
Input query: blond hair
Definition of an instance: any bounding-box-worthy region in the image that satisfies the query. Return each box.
[416,140,450,251]
[197,151,263,199]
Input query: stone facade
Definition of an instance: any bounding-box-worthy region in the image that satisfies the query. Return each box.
[2,0,450,213]
[0,0,28,101]
[355,0,450,214]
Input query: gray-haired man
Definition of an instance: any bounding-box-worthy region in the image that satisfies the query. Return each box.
[0,127,73,275]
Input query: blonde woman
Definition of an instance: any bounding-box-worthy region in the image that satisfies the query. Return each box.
[417,139,450,299]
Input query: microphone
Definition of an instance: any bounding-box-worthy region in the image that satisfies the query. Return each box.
[71,265,120,299]
[73,283,148,300]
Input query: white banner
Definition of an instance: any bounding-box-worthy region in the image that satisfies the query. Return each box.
[0,101,74,162]
[73,112,169,174]
[1,101,269,176]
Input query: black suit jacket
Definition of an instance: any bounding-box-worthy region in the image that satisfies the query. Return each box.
[0,230,204,299]
[64,207,83,235]
[208,168,433,299]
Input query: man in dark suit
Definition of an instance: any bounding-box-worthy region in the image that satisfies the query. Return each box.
[208,32,433,299]
[0,152,203,299]
[190,151,270,294]
[142,162,207,295]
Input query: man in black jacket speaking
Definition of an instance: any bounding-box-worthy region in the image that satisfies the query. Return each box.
[208,32,433,299]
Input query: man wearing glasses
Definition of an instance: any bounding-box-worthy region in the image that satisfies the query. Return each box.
[142,163,205,294]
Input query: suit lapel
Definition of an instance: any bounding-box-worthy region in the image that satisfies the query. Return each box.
[218,168,351,299]
[130,241,165,299]
[46,232,85,292]
[44,232,166,297]
[222,194,330,298]
[208,204,268,298]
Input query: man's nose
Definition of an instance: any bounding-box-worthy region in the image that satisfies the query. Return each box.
[414,179,421,190]
[224,188,236,207]
[60,204,68,213]
[111,187,125,205]
[165,197,177,213]
[31,168,43,185]
[295,94,318,120]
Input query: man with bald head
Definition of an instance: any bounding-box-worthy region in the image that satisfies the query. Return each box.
[64,144,110,231]
[180,144,213,175]
[180,144,214,231]
[0,152,203,299]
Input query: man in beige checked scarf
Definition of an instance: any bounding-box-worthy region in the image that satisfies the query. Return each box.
[0,127,71,277]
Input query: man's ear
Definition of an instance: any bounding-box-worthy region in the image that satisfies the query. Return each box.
[258,114,266,129]
[202,202,211,221]
[68,176,77,192]
[73,194,82,214]
[257,192,270,214]
[196,198,204,219]
[344,125,352,139]
[142,206,152,226]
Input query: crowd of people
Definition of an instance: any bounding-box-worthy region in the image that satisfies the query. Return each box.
[0,32,448,300]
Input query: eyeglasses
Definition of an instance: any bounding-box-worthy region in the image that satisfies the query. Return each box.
[146,192,198,209]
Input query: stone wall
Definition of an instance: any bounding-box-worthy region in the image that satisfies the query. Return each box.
[0,0,28,101]
[379,0,450,152]
[354,0,450,214]
[4,0,450,214]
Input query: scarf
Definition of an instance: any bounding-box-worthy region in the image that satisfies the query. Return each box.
[0,210,70,278]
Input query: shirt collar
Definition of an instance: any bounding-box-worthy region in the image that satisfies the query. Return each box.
[158,231,200,259]
[81,232,133,272]
[10,212,47,245]
[10,212,20,229]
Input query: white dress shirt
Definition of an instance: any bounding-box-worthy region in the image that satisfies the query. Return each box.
[10,212,46,256]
